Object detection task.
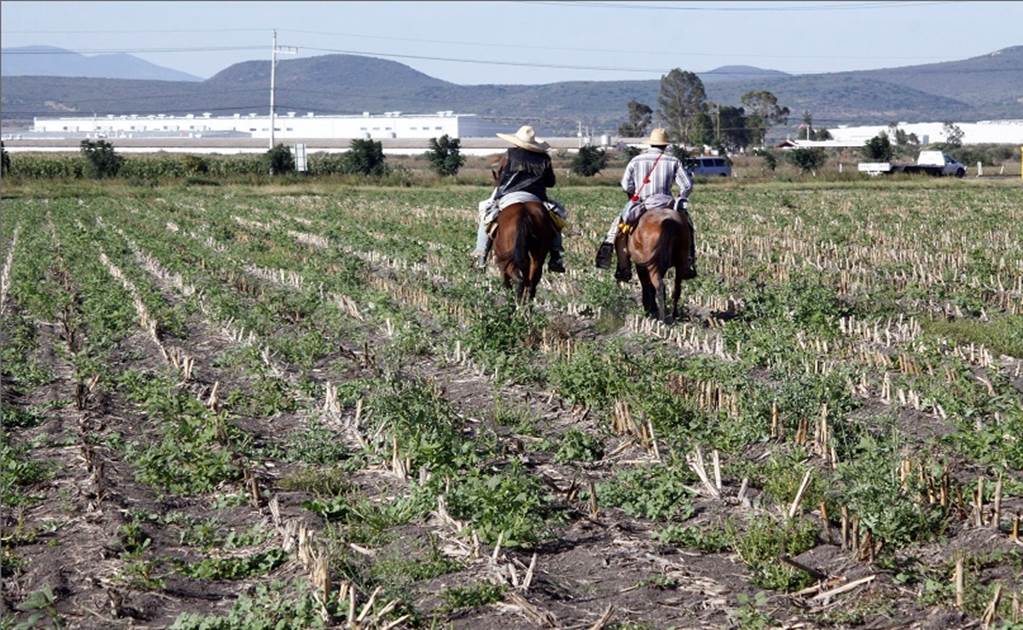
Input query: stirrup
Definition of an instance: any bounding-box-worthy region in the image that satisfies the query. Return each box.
[595,242,614,269]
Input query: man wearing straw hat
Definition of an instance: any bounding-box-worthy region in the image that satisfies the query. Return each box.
[473,125,568,272]
[594,128,695,281]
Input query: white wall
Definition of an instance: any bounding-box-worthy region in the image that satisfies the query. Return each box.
[33,112,468,140]
[827,120,1023,145]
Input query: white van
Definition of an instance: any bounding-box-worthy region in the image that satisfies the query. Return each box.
[687,156,732,177]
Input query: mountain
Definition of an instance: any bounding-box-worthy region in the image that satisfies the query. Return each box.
[836,45,1023,107]
[1,45,201,82]
[700,65,790,83]
[2,47,1019,134]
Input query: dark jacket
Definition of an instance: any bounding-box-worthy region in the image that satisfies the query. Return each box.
[495,147,556,200]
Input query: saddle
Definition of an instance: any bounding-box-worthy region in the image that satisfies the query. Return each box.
[619,196,686,236]
[487,202,566,239]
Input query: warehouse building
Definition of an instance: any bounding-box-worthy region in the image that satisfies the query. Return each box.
[30,111,505,140]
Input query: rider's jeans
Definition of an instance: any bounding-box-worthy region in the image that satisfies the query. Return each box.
[473,212,490,255]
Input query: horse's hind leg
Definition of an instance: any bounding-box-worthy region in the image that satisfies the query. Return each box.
[636,266,656,318]
[654,273,668,322]
[671,268,683,321]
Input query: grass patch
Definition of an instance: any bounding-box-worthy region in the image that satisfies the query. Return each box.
[922,315,1023,358]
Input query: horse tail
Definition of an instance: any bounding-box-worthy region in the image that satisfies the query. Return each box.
[654,216,681,277]
[512,206,531,286]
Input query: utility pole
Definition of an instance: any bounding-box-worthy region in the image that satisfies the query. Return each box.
[269,29,297,172]
[270,29,277,152]
[714,104,721,145]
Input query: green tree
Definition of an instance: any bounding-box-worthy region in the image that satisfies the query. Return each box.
[863,134,893,161]
[0,141,9,177]
[657,69,708,146]
[617,100,653,137]
[266,144,295,175]
[79,139,123,178]
[571,145,608,177]
[797,111,832,141]
[426,134,465,176]
[716,105,751,150]
[741,91,790,146]
[786,148,827,175]
[344,138,387,176]
[942,122,964,148]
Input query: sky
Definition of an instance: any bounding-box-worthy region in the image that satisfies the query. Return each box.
[2,1,1021,84]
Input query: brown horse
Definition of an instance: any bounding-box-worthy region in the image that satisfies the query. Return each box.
[491,202,555,302]
[626,207,695,322]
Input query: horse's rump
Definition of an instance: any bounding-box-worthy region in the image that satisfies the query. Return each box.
[492,202,552,297]
[630,208,688,272]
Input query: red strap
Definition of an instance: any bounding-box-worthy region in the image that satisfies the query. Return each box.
[630,150,665,202]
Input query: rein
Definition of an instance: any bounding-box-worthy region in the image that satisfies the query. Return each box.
[630,150,665,202]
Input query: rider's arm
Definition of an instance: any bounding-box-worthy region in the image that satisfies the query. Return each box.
[675,161,694,199]
[543,157,556,188]
[621,160,636,197]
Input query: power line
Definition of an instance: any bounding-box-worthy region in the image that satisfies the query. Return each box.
[522,1,952,12]
[3,41,1012,77]
[0,46,264,55]
[280,28,952,62]
[1,28,267,34]
[2,27,962,62]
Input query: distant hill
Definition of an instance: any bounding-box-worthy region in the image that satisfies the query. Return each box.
[836,45,1023,107]
[2,47,1019,134]
[1,46,201,82]
[700,65,790,83]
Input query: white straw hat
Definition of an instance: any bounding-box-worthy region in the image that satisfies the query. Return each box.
[646,128,671,146]
[496,125,550,153]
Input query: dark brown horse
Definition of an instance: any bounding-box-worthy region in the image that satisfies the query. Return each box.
[627,207,694,321]
[492,202,555,302]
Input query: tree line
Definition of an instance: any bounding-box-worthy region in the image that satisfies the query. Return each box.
[616,69,795,152]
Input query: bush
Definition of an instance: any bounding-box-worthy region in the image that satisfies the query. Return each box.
[344,139,387,176]
[786,148,826,174]
[182,155,209,175]
[8,155,86,178]
[425,134,465,176]
[863,134,893,162]
[0,141,9,177]
[266,144,294,175]
[80,139,123,178]
[571,145,608,177]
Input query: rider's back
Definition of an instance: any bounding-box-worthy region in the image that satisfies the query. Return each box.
[496,148,556,200]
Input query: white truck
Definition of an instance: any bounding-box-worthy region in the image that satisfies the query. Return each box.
[858,150,967,177]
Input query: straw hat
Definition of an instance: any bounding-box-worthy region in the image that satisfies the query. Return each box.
[646,128,670,146]
[496,125,550,153]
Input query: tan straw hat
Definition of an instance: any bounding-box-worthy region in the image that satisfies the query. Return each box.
[646,128,670,146]
[496,125,550,153]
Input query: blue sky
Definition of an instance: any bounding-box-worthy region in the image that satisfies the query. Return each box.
[2,1,1020,83]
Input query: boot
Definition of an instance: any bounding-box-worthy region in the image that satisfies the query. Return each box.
[475,240,492,271]
[549,231,566,273]
[595,241,614,269]
[614,232,632,282]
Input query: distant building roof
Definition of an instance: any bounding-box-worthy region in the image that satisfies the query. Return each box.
[775,138,862,149]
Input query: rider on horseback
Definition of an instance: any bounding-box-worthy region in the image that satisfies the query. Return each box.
[473,125,567,272]
[594,128,696,281]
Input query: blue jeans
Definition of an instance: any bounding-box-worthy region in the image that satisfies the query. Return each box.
[474,215,490,256]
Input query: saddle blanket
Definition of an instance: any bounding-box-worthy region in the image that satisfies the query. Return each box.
[480,190,568,230]
[622,194,686,225]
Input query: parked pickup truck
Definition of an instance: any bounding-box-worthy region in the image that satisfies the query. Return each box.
[858,150,966,177]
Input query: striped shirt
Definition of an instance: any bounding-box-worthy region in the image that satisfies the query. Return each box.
[620,148,693,201]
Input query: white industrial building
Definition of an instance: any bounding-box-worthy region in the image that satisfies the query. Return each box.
[826,119,1023,145]
[30,111,501,140]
